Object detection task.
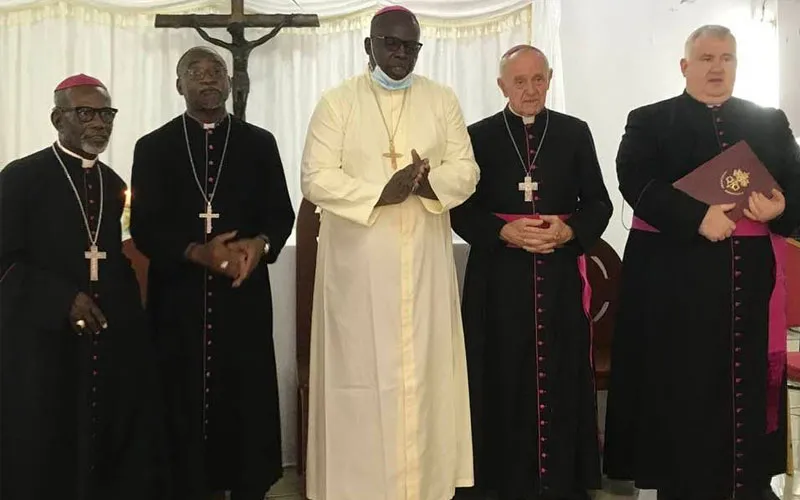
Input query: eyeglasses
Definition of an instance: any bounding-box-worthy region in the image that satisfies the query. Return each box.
[373,36,423,54]
[60,106,118,124]
[185,66,227,81]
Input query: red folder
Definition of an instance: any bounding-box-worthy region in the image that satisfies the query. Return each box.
[672,141,782,221]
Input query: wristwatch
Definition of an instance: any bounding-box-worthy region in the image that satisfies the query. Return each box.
[257,234,271,257]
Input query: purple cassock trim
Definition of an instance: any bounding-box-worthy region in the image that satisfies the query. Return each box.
[494,212,595,487]
[493,213,593,360]
[632,215,787,434]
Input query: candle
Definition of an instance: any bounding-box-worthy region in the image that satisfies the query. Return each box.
[124,189,132,208]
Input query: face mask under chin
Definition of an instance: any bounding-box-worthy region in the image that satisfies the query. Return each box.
[370,44,415,91]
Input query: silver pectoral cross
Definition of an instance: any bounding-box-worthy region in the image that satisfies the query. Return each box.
[85,245,107,282]
[518,175,539,202]
[198,202,220,234]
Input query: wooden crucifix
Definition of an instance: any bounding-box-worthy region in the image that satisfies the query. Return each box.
[155,0,320,121]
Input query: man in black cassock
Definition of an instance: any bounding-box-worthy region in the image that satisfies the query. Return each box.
[603,25,800,500]
[129,46,295,500]
[451,45,611,500]
[0,74,162,500]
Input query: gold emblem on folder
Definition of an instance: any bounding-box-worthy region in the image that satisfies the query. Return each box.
[720,168,750,195]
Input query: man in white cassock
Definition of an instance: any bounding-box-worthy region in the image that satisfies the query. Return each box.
[300,6,479,500]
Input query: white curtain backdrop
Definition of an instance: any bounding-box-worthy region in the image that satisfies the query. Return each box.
[0,0,561,466]
[1,0,533,18]
[0,0,565,199]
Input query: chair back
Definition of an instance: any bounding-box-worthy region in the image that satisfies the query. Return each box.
[788,239,800,328]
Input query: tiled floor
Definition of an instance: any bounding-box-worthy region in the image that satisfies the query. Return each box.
[265,468,304,499]
[774,329,800,500]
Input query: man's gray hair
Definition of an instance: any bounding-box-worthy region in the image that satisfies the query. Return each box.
[684,25,736,58]
[499,45,550,77]
[53,89,72,107]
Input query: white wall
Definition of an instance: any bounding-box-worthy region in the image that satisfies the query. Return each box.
[560,0,781,255]
[779,0,800,130]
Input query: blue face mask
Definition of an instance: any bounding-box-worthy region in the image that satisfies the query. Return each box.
[370,45,414,91]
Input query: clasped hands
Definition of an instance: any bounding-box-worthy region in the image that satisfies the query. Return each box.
[499,216,574,254]
[377,149,435,206]
[699,189,785,242]
[69,291,108,336]
[186,231,265,287]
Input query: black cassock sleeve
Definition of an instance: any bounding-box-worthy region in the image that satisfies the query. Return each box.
[129,136,198,263]
[450,127,507,250]
[0,162,77,332]
[767,109,800,237]
[617,106,709,239]
[246,129,296,264]
[564,121,613,253]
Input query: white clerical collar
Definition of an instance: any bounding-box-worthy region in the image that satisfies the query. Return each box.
[508,104,537,125]
[684,89,729,108]
[186,112,228,129]
[56,139,96,169]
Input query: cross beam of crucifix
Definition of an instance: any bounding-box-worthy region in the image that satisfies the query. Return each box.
[155,0,319,29]
[155,0,320,120]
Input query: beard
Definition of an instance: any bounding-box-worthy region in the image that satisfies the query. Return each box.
[81,138,108,156]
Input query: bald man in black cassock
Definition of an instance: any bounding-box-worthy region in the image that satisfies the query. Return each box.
[130,47,295,500]
[452,46,611,500]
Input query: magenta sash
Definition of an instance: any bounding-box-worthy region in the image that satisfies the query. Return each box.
[494,213,594,369]
[632,216,787,433]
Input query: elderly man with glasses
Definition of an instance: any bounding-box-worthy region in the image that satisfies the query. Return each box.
[0,74,164,500]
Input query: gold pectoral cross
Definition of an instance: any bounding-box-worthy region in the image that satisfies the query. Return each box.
[198,202,220,234]
[518,175,539,202]
[85,244,107,282]
[383,141,403,170]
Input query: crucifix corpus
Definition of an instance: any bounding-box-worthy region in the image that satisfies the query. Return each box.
[85,244,107,282]
[155,0,320,121]
[518,175,538,202]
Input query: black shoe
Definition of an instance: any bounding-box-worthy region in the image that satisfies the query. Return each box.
[452,487,488,500]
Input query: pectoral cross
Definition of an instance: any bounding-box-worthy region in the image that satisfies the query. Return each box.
[383,141,403,170]
[518,175,539,202]
[199,202,220,234]
[84,245,106,282]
